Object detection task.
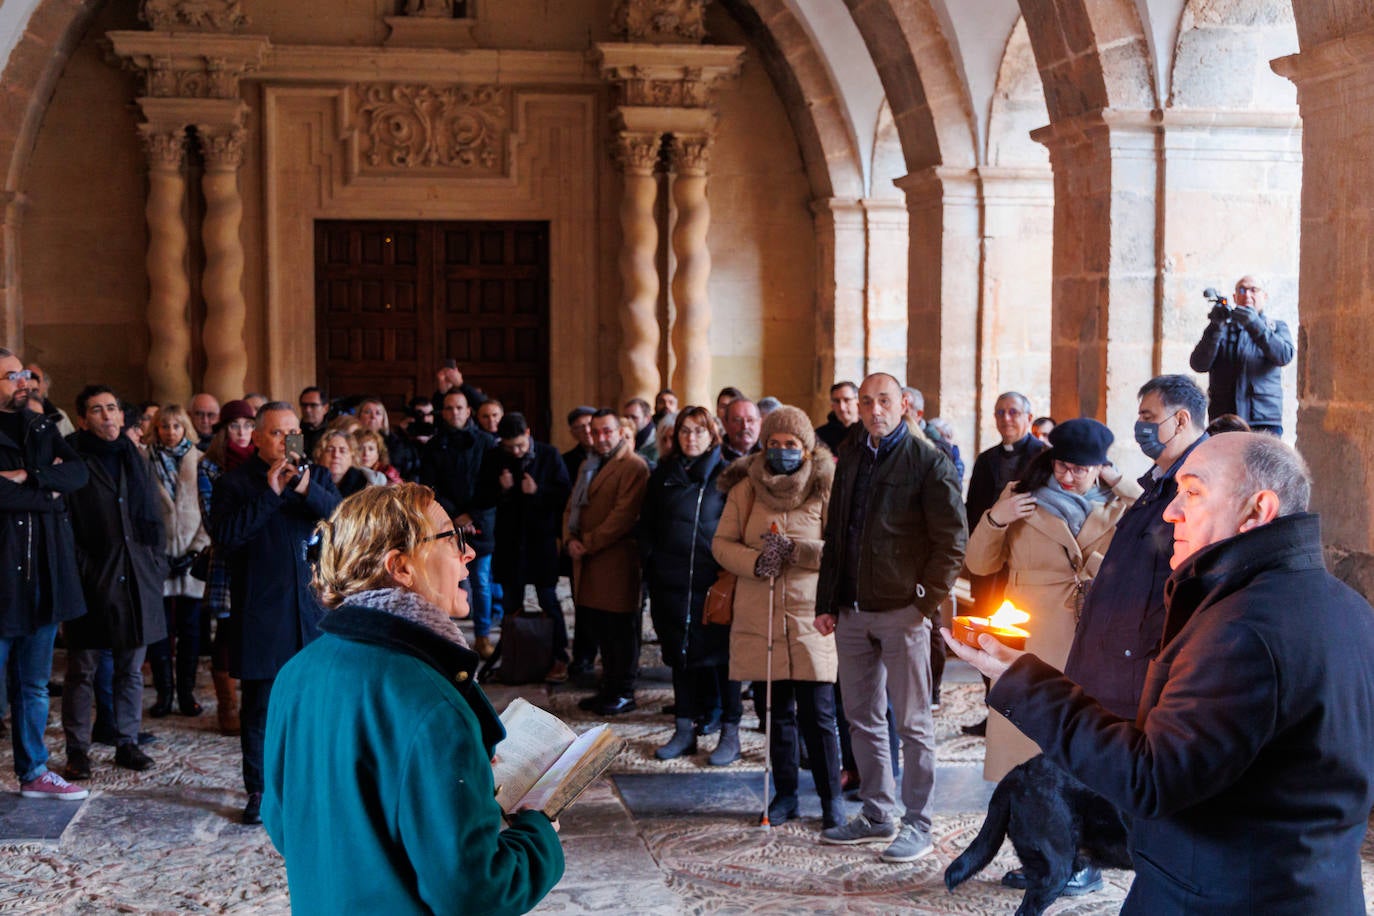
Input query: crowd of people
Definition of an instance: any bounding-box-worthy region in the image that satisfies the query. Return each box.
[3,276,1370,913]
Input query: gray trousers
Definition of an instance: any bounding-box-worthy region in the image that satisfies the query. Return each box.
[834,603,936,832]
[63,647,147,752]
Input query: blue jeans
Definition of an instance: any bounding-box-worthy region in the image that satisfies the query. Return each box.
[0,624,59,783]
[464,553,494,637]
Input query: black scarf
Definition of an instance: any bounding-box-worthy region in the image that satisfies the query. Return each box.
[77,430,164,548]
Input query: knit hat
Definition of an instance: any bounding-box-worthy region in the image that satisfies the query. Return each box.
[1048,418,1113,466]
[217,399,256,429]
[759,405,816,452]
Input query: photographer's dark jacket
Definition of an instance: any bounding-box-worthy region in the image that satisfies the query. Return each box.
[1188,307,1294,428]
[209,455,340,680]
[990,513,1374,915]
[472,440,570,588]
[419,424,495,556]
[0,409,88,638]
[816,424,966,620]
[66,432,168,651]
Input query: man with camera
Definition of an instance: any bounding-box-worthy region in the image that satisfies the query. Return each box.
[209,401,340,825]
[1189,275,1294,435]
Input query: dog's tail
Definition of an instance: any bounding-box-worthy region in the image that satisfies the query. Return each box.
[944,776,1012,891]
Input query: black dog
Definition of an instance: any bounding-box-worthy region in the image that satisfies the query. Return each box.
[945,755,1133,916]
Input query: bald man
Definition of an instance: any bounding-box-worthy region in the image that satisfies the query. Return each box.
[947,433,1374,914]
[1188,274,1293,436]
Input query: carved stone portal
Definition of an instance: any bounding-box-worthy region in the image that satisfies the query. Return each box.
[611,0,707,44]
[355,84,507,170]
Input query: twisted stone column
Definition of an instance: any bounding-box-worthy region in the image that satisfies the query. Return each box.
[140,126,191,403]
[198,125,249,402]
[669,134,712,410]
[615,131,663,404]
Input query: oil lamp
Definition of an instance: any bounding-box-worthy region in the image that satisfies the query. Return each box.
[952,600,1030,651]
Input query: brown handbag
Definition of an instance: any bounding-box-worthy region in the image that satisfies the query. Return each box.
[701,480,757,626]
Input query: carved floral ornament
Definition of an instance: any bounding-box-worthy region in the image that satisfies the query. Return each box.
[142,57,246,100]
[198,126,247,169]
[611,0,707,44]
[354,84,508,171]
[139,127,187,170]
[610,65,709,108]
[613,132,663,174]
[668,133,710,174]
[140,0,248,32]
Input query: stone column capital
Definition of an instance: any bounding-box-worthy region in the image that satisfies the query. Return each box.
[893,167,979,208]
[610,0,708,44]
[595,43,745,108]
[107,31,269,100]
[667,132,711,175]
[1029,108,1161,155]
[613,131,663,176]
[1272,26,1374,100]
[198,125,248,171]
[139,125,187,171]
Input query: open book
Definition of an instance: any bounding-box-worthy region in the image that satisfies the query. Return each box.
[492,698,624,820]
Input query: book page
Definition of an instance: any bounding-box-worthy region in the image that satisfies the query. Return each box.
[492,698,579,812]
[519,724,623,819]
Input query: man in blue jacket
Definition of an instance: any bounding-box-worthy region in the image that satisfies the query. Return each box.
[1189,274,1294,435]
[210,401,339,825]
[947,433,1374,915]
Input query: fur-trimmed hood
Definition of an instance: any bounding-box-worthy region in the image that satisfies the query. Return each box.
[717,444,834,513]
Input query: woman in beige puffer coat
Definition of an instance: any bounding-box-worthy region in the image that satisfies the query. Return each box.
[712,405,842,831]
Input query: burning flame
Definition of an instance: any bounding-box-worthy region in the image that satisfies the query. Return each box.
[988,601,1030,629]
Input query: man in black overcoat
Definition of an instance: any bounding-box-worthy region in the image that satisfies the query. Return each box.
[946,433,1374,915]
[210,401,339,825]
[64,385,168,777]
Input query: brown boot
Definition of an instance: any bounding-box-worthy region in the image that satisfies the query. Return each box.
[474,635,495,660]
[212,670,241,736]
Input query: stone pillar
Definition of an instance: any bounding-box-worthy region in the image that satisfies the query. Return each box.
[1273,36,1374,590]
[0,192,21,352]
[198,123,249,403]
[810,198,866,419]
[895,167,981,452]
[140,126,192,403]
[861,198,909,383]
[1032,110,1159,469]
[976,166,1054,440]
[668,133,712,410]
[614,131,664,405]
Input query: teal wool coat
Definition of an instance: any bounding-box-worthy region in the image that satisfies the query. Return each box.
[262,604,564,915]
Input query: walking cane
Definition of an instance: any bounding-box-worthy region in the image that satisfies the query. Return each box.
[760,523,780,829]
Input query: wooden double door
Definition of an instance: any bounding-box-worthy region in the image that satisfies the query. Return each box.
[314,219,551,438]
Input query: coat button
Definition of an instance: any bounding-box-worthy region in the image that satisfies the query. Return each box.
[1124,649,1132,657]
[455,671,469,682]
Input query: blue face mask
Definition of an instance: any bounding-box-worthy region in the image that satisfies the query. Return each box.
[1134,414,1179,461]
[765,448,804,475]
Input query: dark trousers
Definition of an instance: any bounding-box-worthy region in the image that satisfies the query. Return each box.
[64,646,146,752]
[673,665,741,724]
[240,677,274,794]
[148,596,202,703]
[768,680,842,802]
[572,603,598,669]
[930,633,945,703]
[584,607,639,699]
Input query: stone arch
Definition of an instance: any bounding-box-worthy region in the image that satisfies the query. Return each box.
[1016,0,1157,120]
[843,0,976,171]
[987,16,1049,168]
[720,0,865,201]
[1170,0,1298,109]
[870,99,904,198]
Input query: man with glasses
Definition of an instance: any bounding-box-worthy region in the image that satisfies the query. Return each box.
[1189,274,1294,436]
[0,348,90,799]
[961,392,1045,736]
[815,381,860,453]
[189,393,221,449]
[298,387,328,455]
[209,401,340,825]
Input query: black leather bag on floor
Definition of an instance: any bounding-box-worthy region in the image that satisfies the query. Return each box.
[491,612,554,685]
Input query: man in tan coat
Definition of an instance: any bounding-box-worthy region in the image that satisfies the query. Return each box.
[564,408,649,715]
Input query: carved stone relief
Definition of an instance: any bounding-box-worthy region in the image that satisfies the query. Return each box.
[613,131,663,175]
[139,127,187,170]
[401,0,467,17]
[140,0,248,33]
[198,125,247,170]
[611,0,707,44]
[354,84,507,171]
[143,57,246,99]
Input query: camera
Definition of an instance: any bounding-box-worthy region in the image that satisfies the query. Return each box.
[1203,287,1231,323]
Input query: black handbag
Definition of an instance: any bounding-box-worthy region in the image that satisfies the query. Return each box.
[490,612,555,686]
[189,547,213,582]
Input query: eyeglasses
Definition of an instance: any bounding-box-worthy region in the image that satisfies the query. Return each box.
[1236,285,1263,295]
[994,408,1023,419]
[3,370,33,382]
[422,528,468,554]
[1053,460,1095,479]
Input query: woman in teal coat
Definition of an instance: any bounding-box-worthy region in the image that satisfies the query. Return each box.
[262,483,563,915]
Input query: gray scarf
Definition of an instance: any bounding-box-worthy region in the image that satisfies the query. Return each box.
[1032,478,1106,537]
[568,439,624,535]
[347,586,468,648]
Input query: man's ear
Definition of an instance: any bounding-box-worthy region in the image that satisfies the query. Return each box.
[382,548,414,589]
[1238,490,1282,533]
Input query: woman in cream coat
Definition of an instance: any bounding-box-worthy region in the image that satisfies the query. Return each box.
[712,405,843,830]
[965,418,1141,781]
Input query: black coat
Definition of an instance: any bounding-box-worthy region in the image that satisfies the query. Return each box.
[991,513,1374,915]
[384,430,420,482]
[1062,436,1207,717]
[419,425,495,556]
[0,410,88,638]
[472,441,570,589]
[209,456,341,680]
[1188,307,1294,428]
[638,448,729,669]
[814,413,853,453]
[65,438,169,651]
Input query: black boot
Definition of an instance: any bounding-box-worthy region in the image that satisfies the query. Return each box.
[150,657,174,718]
[764,794,800,826]
[176,647,203,716]
[655,718,698,760]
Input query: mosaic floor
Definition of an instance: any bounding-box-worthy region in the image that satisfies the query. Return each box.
[0,632,1371,914]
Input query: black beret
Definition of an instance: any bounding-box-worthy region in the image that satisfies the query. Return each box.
[1048,418,1113,467]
